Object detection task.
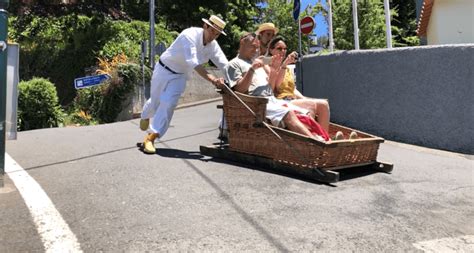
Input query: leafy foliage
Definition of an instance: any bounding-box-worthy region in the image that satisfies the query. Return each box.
[17,78,64,131]
[332,0,387,50]
[96,53,128,75]
[74,63,152,124]
[301,0,418,50]
[390,0,419,47]
[9,14,176,105]
[156,0,261,58]
[257,0,322,54]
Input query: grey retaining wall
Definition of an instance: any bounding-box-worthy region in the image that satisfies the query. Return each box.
[178,67,223,104]
[301,44,473,154]
[120,67,222,121]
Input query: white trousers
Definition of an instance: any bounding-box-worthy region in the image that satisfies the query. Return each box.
[265,96,308,127]
[141,65,186,138]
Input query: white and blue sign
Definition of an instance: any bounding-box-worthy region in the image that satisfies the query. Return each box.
[74,74,110,89]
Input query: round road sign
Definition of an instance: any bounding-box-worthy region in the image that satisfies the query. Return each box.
[300,16,315,34]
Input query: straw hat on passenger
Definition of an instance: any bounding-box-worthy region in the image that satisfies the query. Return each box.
[202,15,227,36]
[256,23,279,35]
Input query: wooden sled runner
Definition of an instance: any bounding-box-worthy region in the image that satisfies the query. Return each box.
[200,86,393,184]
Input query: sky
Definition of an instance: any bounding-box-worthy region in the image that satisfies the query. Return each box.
[302,0,329,38]
[258,0,329,38]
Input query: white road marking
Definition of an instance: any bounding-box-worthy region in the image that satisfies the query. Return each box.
[5,153,83,253]
[413,235,474,252]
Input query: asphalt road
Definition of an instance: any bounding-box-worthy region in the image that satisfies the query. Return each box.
[1,101,473,252]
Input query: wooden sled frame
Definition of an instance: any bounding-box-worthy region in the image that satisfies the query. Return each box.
[200,144,393,183]
[200,86,393,184]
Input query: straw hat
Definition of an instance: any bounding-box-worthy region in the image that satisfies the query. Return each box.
[256,23,279,35]
[202,15,227,36]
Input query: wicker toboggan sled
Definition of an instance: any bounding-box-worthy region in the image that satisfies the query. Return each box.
[200,86,393,183]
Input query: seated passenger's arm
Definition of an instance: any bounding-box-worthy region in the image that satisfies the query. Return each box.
[230,60,264,93]
[233,69,253,93]
[269,70,286,94]
[269,53,295,93]
[294,88,305,99]
[268,55,285,92]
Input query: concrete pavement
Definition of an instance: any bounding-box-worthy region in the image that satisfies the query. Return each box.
[1,101,473,252]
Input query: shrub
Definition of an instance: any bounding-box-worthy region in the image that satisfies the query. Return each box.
[73,62,152,124]
[17,78,64,131]
[63,108,98,127]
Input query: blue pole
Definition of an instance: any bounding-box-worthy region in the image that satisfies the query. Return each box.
[0,0,9,187]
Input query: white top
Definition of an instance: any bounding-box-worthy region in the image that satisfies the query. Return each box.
[159,27,228,78]
[226,55,273,97]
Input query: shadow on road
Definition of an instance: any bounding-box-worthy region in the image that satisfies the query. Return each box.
[158,142,291,252]
[203,156,335,186]
[336,165,385,181]
[156,148,205,160]
[199,143,387,186]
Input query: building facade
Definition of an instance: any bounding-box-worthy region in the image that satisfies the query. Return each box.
[417,0,474,45]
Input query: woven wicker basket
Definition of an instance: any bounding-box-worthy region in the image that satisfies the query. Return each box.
[222,89,384,170]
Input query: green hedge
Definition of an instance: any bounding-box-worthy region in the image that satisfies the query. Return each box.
[9,14,177,105]
[17,78,64,131]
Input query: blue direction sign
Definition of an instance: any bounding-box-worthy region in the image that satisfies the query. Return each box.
[74,74,110,89]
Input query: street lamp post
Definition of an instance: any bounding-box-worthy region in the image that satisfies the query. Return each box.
[383,0,393,48]
[149,0,155,69]
[328,0,334,52]
[352,0,360,50]
[0,0,9,187]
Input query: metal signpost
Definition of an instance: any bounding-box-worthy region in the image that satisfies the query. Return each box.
[352,0,360,50]
[149,0,155,69]
[293,0,303,94]
[74,74,110,89]
[0,0,9,187]
[141,40,148,98]
[383,0,392,48]
[328,0,334,52]
[298,16,315,95]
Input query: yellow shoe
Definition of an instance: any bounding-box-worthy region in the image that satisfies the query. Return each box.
[139,118,149,131]
[142,133,158,154]
[143,140,156,154]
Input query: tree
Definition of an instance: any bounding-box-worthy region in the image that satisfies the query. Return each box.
[332,0,388,50]
[317,35,329,48]
[257,0,323,55]
[390,0,419,46]
[315,0,418,50]
[156,0,260,58]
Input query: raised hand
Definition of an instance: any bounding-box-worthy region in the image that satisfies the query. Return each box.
[284,51,298,66]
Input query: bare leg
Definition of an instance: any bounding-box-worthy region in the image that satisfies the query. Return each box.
[290,98,330,133]
[283,111,314,137]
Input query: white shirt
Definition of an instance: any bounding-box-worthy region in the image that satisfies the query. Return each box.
[226,55,273,97]
[159,27,228,78]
